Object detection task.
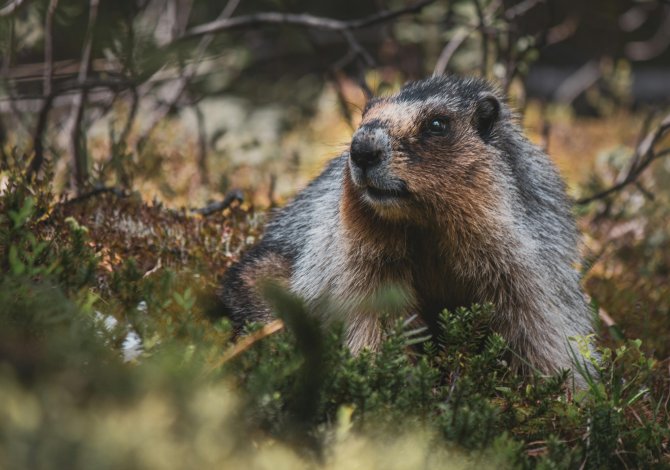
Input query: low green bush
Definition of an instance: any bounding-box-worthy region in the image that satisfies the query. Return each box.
[0,169,668,469]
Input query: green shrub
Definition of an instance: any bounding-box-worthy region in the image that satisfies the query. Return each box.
[0,169,668,469]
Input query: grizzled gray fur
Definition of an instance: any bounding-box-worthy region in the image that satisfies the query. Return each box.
[220,75,594,383]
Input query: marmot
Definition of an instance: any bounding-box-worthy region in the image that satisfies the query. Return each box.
[221,75,593,380]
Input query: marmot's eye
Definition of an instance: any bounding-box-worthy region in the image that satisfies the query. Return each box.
[426,117,449,136]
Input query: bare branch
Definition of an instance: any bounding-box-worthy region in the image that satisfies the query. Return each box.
[139,0,432,149]
[60,185,130,207]
[577,113,670,205]
[29,93,54,178]
[136,0,242,152]
[26,0,59,179]
[68,0,100,193]
[43,0,59,96]
[434,0,501,77]
[473,0,489,77]
[554,60,601,104]
[183,0,437,39]
[192,97,209,186]
[192,189,244,216]
[208,319,284,372]
[117,85,139,151]
[0,0,25,17]
[433,27,471,76]
[4,89,126,178]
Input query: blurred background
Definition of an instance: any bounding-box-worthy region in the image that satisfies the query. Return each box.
[1,0,669,207]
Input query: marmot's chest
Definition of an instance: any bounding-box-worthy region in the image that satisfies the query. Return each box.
[410,250,474,317]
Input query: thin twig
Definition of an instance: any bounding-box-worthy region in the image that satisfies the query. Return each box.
[473,0,489,77]
[433,0,501,76]
[69,0,100,193]
[136,0,242,152]
[340,29,374,98]
[577,113,670,205]
[59,185,130,206]
[183,0,437,39]
[26,0,59,179]
[43,0,59,97]
[433,27,471,76]
[191,189,244,216]
[1,16,34,135]
[110,8,141,172]
[208,319,285,373]
[192,96,209,186]
[304,31,356,127]
[29,93,55,178]
[117,86,139,150]
[26,76,159,180]
[554,60,601,104]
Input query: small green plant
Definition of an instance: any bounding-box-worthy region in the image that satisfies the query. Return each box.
[0,169,668,469]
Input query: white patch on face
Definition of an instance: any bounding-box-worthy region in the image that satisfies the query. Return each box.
[362,101,423,131]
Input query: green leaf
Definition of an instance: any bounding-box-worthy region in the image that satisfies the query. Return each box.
[8,245,25,275]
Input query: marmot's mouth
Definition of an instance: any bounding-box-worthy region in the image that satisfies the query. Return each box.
[365,184,410,201]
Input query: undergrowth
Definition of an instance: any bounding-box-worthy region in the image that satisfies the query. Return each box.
[0,166,668,469]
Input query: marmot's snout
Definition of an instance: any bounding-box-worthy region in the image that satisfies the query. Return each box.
[348,125,408,207]
[350,124,389,171]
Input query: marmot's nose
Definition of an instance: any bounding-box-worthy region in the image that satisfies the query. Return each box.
[350,137,383,170]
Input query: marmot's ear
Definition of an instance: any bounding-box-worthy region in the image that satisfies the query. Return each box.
[473,94,500,141]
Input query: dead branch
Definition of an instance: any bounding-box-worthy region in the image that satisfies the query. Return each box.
[43,0,59,96]
[473,0,489,77]
[554,61,601,104]
[135,0,242,152]
[68,0,100,193]
[183,0,437,39]
[192,97,209,186]
[191,189,244,216]
[28,77,134,180]
[340,29,375,98]
[433,0,501,77]
[117,86,139,152]
[577,113,670,205]
[433,27,472,77]
[60,185,130,206]
[26,0,59,179]
[1,16,34,135]
[208,319,285,372]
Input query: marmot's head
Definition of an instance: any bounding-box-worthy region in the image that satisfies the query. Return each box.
[345,76,512,224]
